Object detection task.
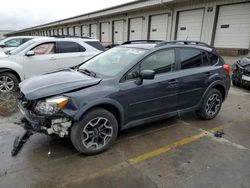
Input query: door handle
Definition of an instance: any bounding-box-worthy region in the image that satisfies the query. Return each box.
[50,57,56,60]
[168,79,178,86]
[204,72,212,76]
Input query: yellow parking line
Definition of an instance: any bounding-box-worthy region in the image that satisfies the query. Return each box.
[71,123,232,183]
[129,123,232,164]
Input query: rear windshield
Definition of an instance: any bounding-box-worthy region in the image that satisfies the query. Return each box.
[85,41,105,51]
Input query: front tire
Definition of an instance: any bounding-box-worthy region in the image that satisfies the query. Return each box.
[0,72,19,92]
[70,108,118,155]
[196,89,222,120]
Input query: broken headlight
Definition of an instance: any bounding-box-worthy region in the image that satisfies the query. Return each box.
[34,96,69,115]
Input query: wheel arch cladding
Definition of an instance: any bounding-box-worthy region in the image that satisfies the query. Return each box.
[212,84,226,101]
[0,68,21,82]
[76,102,124,130]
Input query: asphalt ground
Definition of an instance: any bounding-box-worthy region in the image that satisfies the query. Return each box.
[0,85,249,188]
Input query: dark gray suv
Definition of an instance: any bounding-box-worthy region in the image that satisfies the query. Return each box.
[17,40,231,155]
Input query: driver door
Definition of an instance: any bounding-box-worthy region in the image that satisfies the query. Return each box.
[118,49,179,123]
[23,42,57,79]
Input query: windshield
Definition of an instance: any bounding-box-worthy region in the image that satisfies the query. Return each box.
[9,40,36,55]
[79,47,146,77]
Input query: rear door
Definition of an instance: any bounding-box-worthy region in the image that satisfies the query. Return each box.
[54,41,88,69]
[120,49,179,123]
[176,48,217,109]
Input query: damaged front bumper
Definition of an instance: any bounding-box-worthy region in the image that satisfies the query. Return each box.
[18,100,73,137]
[11,100,73,156]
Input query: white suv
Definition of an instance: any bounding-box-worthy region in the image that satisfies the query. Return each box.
[0,36,36,52]
[0,37,105,92]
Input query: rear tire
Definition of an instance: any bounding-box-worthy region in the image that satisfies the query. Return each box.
[0,72,19,92]
[70,108,118,155]
[196,89,222,120]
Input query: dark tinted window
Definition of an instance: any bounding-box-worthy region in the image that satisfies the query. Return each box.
[208,53,218,65]
[126,49,176,80]
[201,51,210,66]
[86,41,105,51]
[141,49,176,74]
[22,38,33,44]
[179,48,202,69]
[56,41,86,53]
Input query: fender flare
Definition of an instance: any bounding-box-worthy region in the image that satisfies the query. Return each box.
[198,80,227,108]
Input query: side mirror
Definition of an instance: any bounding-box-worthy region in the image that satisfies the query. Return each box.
[0,42,5,48]
[135,70,155,85]
[140,70,155,80]
[26,50,35,57]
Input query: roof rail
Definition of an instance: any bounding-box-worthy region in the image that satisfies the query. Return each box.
[51,35,92,39]
[122,40,163,45]
[155,40,214,49]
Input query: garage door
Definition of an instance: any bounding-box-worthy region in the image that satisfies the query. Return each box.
[75,26,81,36]
[68,27,74,36]
[149,14,168,40]
[129,17,143,40]
[176,9,204,41]
[90,24,98,39]
[53,29,58,35]
[114,20,124,44]
[63,28,67,35]
[58,28,63,35]
[82,25,89,37]
[101,22,111,43]
[214,3,250,48]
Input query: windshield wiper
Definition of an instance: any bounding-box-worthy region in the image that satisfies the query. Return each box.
[79,69,97,77]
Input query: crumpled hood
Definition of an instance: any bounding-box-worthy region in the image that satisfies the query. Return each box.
[20,69,101,100]
[238,57,250,72]
[238,57,250,67]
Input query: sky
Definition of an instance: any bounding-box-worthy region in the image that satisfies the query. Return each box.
[0,0,136,31]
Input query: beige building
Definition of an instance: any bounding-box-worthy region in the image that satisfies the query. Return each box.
[0,30,13,40]
[5,0,250,55]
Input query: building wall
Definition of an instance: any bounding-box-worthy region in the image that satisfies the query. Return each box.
[7,0,250,54]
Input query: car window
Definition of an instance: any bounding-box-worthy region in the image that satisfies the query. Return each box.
[79,47,146,77]
[201,51,210,66]
[32,43,55,55]
[179,48,202,69]
[56,41,86,53]
[22,38,33,43]
[85,41,105,51]
[126,49,176,80]
[208,52,218,65]
[4,38,23,47]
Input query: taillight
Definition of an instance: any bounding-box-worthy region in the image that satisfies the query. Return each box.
[223,64,230,73]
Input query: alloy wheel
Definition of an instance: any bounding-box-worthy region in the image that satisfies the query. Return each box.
[0,75,15,92]
[81,117,113,150]
[205,93,221,117]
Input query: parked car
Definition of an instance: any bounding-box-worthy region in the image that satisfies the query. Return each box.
[18,40,231,155]
[0,37,105,92]
[0,36,35,52]
[232,57,250,87]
